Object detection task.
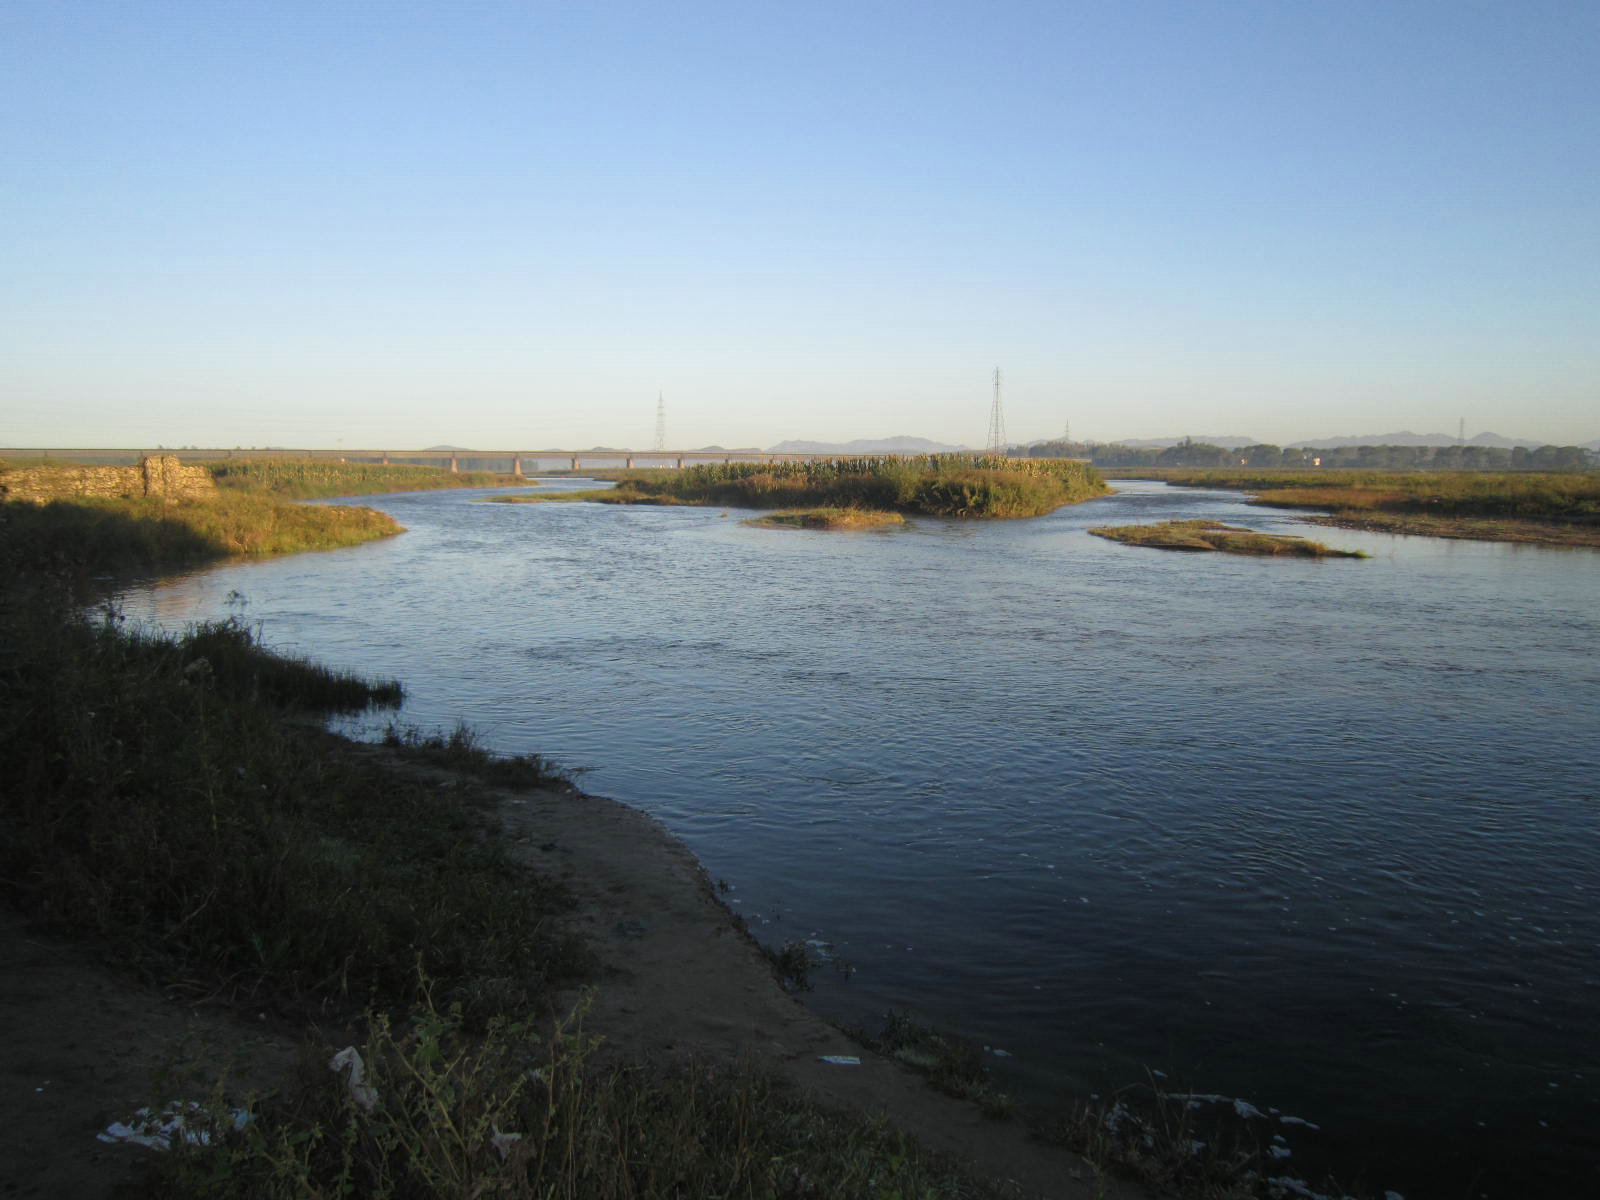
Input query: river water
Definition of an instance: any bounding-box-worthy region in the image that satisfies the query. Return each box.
[118,479,1599,1199]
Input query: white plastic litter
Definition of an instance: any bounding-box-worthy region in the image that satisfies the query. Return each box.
[490,1124,523,1161]
[818,1055,861,1066]
[98,1101,249,1151]
[329,1046,379,1112]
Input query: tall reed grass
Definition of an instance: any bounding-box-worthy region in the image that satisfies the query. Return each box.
[604,455,1107,518]
[208,459,516,499]
[1153,469,1600,522]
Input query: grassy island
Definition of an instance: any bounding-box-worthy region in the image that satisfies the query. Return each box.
[743,506,906,531]
[1113,468,1600,548]
[1090,519,1369,558]
[486,455,1109,519]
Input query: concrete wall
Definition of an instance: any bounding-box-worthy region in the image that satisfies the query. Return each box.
[0,456,217,504]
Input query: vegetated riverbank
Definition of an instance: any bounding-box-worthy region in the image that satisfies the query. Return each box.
[0,457,544,577]
[1089,520,1368,558]
[486,455,1110,518]
[206,457,525,499]
[744,506,908,531]
[0,488,1171,1200]
[0,491,404,574]
[1101,468,1600,547]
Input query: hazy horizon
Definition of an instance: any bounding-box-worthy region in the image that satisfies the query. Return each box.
[4,2,1596,450]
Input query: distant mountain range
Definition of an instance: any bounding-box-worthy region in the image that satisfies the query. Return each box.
[768,435,973,454]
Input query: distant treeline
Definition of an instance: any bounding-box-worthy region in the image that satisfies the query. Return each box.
[1025,439,1596,471]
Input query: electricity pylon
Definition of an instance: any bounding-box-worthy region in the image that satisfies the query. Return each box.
[654,392,666,452]
[985,368,1007,457]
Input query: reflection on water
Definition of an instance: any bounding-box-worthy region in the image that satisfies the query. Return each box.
[120,479,1600,1199]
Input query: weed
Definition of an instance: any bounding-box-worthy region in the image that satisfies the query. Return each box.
[381,723,572,791]
[1032,1075,1385,1200]
[156,990,1000,1199]
[0,591,586,1024]
[765,939,820,993]
[854,1012,1014,1118]
[742,506,906,530]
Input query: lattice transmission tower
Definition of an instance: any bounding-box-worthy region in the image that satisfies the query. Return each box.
[653,392,667,452]
[985,368,1007,457]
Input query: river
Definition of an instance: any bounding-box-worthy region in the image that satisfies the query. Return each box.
[118,478,1600,1199]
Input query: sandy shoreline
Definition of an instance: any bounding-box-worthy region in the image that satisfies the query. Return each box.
[0,737,1140,1200]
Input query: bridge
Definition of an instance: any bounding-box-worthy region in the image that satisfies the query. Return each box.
[0,448,898,474]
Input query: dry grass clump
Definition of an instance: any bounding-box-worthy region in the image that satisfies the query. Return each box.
[1089,520,1368,558]
[743,506,906,531]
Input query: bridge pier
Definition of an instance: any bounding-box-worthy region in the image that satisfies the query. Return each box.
[381,451,390,465]
[511,455,523,476]
[449,454,458,473]
[625,456,635,469]
[676,457,685,468]
[570,457,580,470]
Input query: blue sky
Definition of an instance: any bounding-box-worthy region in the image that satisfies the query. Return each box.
[3,1,1596,450]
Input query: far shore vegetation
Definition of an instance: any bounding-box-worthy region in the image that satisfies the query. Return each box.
[743,506,906,531]
[1030,437,1594,472]
[1101,467,1600,548]
[1090,519,1369,558]
[206,456,526,498]
[486,454,1109,519]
